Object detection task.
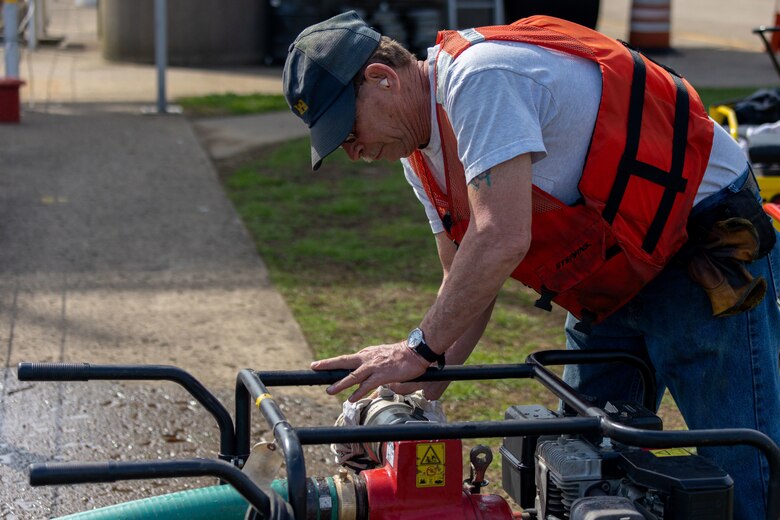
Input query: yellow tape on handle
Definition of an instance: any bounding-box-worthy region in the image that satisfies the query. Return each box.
[255,393,273,408]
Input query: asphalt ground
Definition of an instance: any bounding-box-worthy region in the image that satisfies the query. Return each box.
[1,0,780,518]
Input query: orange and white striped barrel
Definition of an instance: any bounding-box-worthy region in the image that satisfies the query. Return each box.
[628,0,671,51]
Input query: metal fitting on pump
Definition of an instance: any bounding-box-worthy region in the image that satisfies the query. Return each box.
[268,472,369,520]
[334,468,358,520]
[331,387,439,472]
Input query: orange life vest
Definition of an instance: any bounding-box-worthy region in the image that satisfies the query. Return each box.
[408,16,714,328]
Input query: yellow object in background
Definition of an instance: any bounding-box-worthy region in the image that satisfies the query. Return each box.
[709,104,780,230]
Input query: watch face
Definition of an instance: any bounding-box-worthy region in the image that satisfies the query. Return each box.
[407,328,424,348]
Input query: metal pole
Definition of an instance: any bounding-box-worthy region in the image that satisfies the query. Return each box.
[38,0,49,40]
[493,0,504,25]
[28,0,38,52]
[3,0,20,78]
[447,0,456,29]
[154,0,168,113]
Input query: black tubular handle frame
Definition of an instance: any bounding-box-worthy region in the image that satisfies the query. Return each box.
[19,351,780,520]
[526,349,658,412]
[240,350,780,520]
[753,26,780,79]
[16,362,237,462]
[28,459,276,517]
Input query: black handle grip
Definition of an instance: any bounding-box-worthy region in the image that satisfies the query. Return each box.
[17,362,92,381]
[29,459,276,517]
[30,462,115,486]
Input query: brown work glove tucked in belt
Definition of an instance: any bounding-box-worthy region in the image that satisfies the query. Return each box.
[686,217,767,317]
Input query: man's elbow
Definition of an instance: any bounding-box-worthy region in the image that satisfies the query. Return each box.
[481,227,531,267]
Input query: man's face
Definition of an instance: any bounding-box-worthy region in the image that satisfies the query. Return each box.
[341,70,418,164]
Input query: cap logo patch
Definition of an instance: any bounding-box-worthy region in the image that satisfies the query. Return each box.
[293,99,309,115]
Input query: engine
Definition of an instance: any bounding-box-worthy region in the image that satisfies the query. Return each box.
[500,403,735,520]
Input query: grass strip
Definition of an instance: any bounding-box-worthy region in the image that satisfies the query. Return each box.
[177,92,289,117]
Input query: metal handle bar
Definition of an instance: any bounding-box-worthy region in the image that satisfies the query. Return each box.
[753,26,780,34]
[527,349,658,412]
[237,363,541,520]
[28,458,280,518]
[752,26,780,79]
[291,418,780,520]
[235,353,649,520]
[251,364,535,386]
[17,362,236,461]
[20,353,780,520]
[237,369,307,520]
[243,353,780,520]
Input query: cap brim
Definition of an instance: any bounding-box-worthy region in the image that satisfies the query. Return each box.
[309,83,356,170]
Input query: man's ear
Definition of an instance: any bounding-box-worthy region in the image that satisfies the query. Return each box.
[364,63,398,90]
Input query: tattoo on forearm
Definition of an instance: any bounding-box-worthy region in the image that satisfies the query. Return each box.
[470,169,492,191]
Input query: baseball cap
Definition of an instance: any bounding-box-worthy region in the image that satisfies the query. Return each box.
[283,11,381,170]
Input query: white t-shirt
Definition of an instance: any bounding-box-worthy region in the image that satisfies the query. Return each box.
[401,40,747,234]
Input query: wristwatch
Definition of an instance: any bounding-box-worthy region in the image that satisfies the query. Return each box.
[407,327,445,369]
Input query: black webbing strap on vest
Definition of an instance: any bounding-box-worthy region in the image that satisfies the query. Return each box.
[601,48,690,254]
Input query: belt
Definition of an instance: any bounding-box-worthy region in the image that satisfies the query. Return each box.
[690,166,758,219]
[687,167,775,258]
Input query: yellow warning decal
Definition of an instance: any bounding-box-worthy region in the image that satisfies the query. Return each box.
[650,448,694,457]
[416,442,445,488]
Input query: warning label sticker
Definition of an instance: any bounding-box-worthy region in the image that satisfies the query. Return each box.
[650,447,694,457]
[416,442,445,488]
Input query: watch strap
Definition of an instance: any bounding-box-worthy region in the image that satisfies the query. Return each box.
[412,342,446,370]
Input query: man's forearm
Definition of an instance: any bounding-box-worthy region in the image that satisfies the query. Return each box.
[420,229,526,354]
[419,156,532,356]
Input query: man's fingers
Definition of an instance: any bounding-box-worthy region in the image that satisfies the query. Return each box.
[326,370,364,395]
[349,375,380,402]
[311,354,361,371]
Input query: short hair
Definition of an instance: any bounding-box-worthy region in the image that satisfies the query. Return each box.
[353,36,415,90]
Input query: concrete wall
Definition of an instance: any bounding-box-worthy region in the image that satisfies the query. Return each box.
[100,0,267,66]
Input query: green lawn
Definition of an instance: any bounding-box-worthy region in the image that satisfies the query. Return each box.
[177,92,289,117]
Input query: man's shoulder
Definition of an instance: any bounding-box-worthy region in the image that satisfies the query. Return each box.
[451,39,548,72]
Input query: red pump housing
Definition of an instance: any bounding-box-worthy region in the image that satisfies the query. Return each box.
[360,439,514,520]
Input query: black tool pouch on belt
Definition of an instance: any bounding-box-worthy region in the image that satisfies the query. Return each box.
[681,185,777,317]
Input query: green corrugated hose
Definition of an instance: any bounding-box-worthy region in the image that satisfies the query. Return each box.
[54,477,338,520]
[54,485,249,519]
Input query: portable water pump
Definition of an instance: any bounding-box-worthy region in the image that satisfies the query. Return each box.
[16,349,780,520]
[252,388,514,520]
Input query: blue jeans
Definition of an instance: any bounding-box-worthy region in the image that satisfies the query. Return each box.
[563,170,780,519]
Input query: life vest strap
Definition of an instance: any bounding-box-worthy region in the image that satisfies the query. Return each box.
[602,48,691,254]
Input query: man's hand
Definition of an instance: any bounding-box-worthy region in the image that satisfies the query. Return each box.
[311,342,430,402]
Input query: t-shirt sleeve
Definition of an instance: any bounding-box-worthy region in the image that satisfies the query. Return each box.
[401,158,446,234]
[444,66,556,183]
